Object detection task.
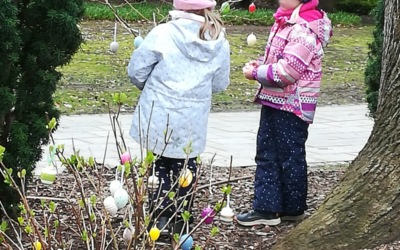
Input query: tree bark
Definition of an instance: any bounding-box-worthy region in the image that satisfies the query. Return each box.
[273,1,400,249]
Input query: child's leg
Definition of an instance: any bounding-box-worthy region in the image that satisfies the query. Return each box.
[274,109,309,215]
[253,105,282,213]
[150,156,173,217]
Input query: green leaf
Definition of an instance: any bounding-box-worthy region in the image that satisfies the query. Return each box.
[174,233,179,243]
[0,221,8,232]
[221,185,232,195]
[89,157,94,167]
[19,205,26,214]
[124,220,130,228]
[92,233,97,238]
[30,210,35,217]
[144,151,155,167]
[48,118,57,130]
[90,213,95,222]
[54,220,59,228]
[124,162,131,176]
[82,230,88,241]
[195,246,202,250]
[24,225,33,234]
[41,200,46,209]
[49,201,56,213]
[138,167,146,176]
[211,227,219,237]
[137,178,142,187]
[215,203,222,212]
[21,169,26,178]
[0,146,5,161]
[144,216,150,227]
[181,211,191,222]
[44,227,49,237]
[79,200,84,208]
[17,217,24,226]
[168,192,175,201]
[120,93,127,103]
[90,195,96,206]
[196,155,201,165]
[183,200,188,207]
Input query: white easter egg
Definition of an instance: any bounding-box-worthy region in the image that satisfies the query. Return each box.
[247,33,257,47]
[148,175,159,189]
[134,36,144,49]
[220,207,234,225]
[114,188,129,209]
[123,228,134,242]
[104,196,118,216]
[110,41,119,53]
[110,180,121,196]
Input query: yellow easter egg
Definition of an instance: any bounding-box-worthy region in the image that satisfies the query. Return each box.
[35,242,42,250]
[179,169,193,188]
[149,227,160,241]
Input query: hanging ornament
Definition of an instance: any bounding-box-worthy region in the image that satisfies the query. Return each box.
[148,175,159,189]
[179,169,193,188]
[104,196,118,216]
[40,146,57,185]
[149,227,160,241]
[201,207,215,225]
[249,3,256,13]
[180,234,194,250]
[247,33,257,47]
[220,2,230,14]
[121,152,131,165]
[113,166,129,209]
[134,30,144,49]
[34,241,42,250]
[123,227,134,242]
[110,23,119,53]
[220,194,234,225]
[110,167,122,196]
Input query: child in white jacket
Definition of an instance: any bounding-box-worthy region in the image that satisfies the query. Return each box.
[127,0,230,236]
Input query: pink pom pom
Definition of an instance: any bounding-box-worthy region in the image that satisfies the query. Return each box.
[121,152,131,164]
[201,207,215,225]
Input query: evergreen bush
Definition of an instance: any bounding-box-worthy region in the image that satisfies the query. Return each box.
[0,0,84,214]
[335,0,378,15]
[364,0,384,117]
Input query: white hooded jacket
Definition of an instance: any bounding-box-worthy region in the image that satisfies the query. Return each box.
[128,12,230,158]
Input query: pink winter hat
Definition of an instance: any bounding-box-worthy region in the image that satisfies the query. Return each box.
[173,0,217,10]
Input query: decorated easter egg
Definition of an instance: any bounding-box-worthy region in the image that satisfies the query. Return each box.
[40,166,57,185]
[220,206,235,225]
[249,3,256,13]
[110,41,119,53]
[220,2,230,14]
[247,33,257,46]
[121,152,131,164]
[201,207,215,225]
[134,36,144,49]
[179,169,193,188]
[148,175,159,189]
[149,227,160,241]
[114,188,129,209]
[104,196,118,216]
[110,180,121,196]
[180,234,194,250]
[35,241,42,250]
[123,227,134,242]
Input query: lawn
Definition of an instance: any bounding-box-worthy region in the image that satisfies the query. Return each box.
[55,21,373,114]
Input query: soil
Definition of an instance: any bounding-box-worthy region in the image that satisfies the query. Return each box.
[10,166,399,249]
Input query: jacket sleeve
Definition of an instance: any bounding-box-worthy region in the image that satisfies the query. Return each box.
[256,26,316,88]
[212,40,230,93]
[127,28,162,90]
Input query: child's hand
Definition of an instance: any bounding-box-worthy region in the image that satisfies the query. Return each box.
[243,65,255,80]
[248,61,260,67]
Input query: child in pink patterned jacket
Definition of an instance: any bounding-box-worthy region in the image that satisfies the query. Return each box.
[236,0,332,226]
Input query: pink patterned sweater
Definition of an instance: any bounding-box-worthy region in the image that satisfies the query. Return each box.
[254,0,332,123]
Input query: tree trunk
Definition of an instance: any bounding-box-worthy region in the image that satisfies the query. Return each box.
[273,1,400,249]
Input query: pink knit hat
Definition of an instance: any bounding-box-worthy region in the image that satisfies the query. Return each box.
[173,0,217,10]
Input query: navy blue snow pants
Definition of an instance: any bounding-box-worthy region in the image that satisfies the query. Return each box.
[150,156,197,217]
[253,105,309,214]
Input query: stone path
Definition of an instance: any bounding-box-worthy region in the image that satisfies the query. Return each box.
[35,105,374,175]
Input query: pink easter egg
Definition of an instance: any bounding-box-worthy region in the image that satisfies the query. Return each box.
[121,152,131,164]
[201,207,215,225]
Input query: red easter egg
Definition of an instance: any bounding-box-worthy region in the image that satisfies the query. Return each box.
[249,3,256,13]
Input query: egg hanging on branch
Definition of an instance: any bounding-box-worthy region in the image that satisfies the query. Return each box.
[149,227,160,241]
[104,196,118,216]
[249,3,256,13]
[110,23,119,53]
[134,30,144,49]
[220,194,235,225]
[247,33,257,47]
[220,2,230,14]
[180,234,194,250]
[148,175,160,189]
[179,169,193,188]
[114,188,129,209]
[201,207,215,225]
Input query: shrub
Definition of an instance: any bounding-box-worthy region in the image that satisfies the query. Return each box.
[335,0,378,15]
[364,0,384,117]
[0,0,84,214]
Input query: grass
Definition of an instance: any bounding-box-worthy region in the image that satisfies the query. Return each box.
[55,21,373,115]
[83,2,362,26]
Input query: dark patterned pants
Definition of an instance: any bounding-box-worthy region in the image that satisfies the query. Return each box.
[253,105,309,214]
[150,156,197,217]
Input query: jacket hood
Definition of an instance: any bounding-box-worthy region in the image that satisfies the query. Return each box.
[168,11,227,62]
[306,12,332,48]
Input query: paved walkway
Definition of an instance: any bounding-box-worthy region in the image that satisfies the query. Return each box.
[35,105,374,174]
